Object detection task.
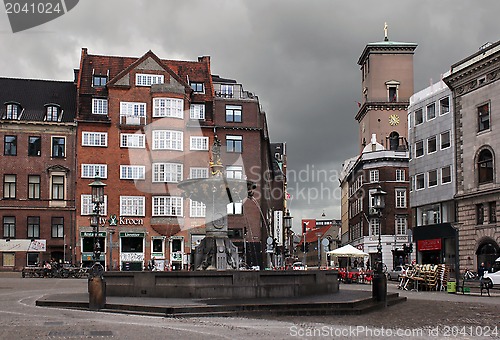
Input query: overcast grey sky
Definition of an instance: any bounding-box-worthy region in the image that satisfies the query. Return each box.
[1,0,499,231]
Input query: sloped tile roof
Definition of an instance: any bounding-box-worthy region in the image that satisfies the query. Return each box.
[0,77,76,122]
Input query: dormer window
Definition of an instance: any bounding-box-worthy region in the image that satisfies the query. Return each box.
[220,84,233,98]
[190,82,204,93]
[45,105,60,122]
[4,102,21,120]
[136,74,164,86]
[93,75,107,87]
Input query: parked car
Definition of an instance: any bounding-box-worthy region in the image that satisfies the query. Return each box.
[292,262,307,270]
[483,257,500,286]
[387,265,409,281]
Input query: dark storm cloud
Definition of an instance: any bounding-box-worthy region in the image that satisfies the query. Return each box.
[1,0,499,228]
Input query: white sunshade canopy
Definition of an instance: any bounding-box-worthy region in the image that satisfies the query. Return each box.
[326,244,369,257]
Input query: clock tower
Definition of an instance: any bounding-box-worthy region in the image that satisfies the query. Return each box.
[356,24,417,151]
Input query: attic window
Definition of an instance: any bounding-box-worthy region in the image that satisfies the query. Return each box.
[4,103,21,120]
[190,82,204,93]
[136,74,164,86]
[45,105,60,122]
[93,75,107,87]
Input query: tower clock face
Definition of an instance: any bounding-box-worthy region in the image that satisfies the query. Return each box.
[389,114,400,126]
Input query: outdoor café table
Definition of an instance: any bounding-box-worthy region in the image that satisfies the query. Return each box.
[410,276,425,291]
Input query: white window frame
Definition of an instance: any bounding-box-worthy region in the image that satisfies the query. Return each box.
[428,169,438,187]
[396,169,405,182]
[415,140,424,158]
[152,196,183,217]
[426,103,436,121]
[120,133,145,148]
[440,131,451,150]
[81,194,108,216]
[136,74,164,86]
[120,196,145,216]
[441,166,452,184]
[153,98,183,118]
[227,202,243,215]
[82,132,108,147]
[220,84,234,96]
[81,164,107,179]
[226,135,242,153]
[152,130,183,151]
[369,218,380,236]
[395,188,407,208]
[395,216,407,235]
[226,165,243,179]
[190,104,205,119]
[120,101,146,125]
[369,170,379,183]
[120,165,145,180]
[416,173,425,190]
[190,167,209,179]
[190,200,206,217]
[153,163,183,183]
[427,136,437,154]
[190,136,209,151]
[92,98,108,115]
[415,108,424,125]
[439,96,450,116]
[226,105,242,122]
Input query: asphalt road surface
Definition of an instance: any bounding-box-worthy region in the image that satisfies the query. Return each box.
[0,274,498,339]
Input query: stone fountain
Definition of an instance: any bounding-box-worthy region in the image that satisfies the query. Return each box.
[177,136,255,270]
[103,137,339,299]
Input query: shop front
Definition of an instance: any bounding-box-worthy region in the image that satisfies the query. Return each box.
[169,236,184,271]
[413,223,459,281]
[80,231,106,268]
[151,236,166,271]
[120,232,145,271]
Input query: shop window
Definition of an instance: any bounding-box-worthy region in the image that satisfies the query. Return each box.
[152,239,163,253]
[27,253,39,266]
[121,237,143,252]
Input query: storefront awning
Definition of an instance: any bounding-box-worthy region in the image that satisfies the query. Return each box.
[413,223,457,241]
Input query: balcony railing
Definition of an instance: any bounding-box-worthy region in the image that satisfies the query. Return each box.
[120,115,146,126]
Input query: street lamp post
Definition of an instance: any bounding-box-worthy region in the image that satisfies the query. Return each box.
[371,185,387,303]
[283,210,292,266]
[88,176,106,310]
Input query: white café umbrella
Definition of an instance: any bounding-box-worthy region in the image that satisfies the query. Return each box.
[326,244,368,257]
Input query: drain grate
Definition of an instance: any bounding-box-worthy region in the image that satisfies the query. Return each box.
[48,330,85,337]
[89,331,113,336]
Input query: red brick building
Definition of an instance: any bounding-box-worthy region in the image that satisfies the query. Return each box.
[74,49,281,270]
[0,78,77,270]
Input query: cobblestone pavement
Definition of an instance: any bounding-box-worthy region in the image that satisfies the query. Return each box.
[1,274,499,339]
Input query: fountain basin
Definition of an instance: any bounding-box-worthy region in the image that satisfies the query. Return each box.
[103,270,339,299]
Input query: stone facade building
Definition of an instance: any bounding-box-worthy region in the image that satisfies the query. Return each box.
[443,41,500,271]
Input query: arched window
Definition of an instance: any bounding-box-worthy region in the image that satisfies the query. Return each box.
[478,149,494,184]
[388,131,399,151]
